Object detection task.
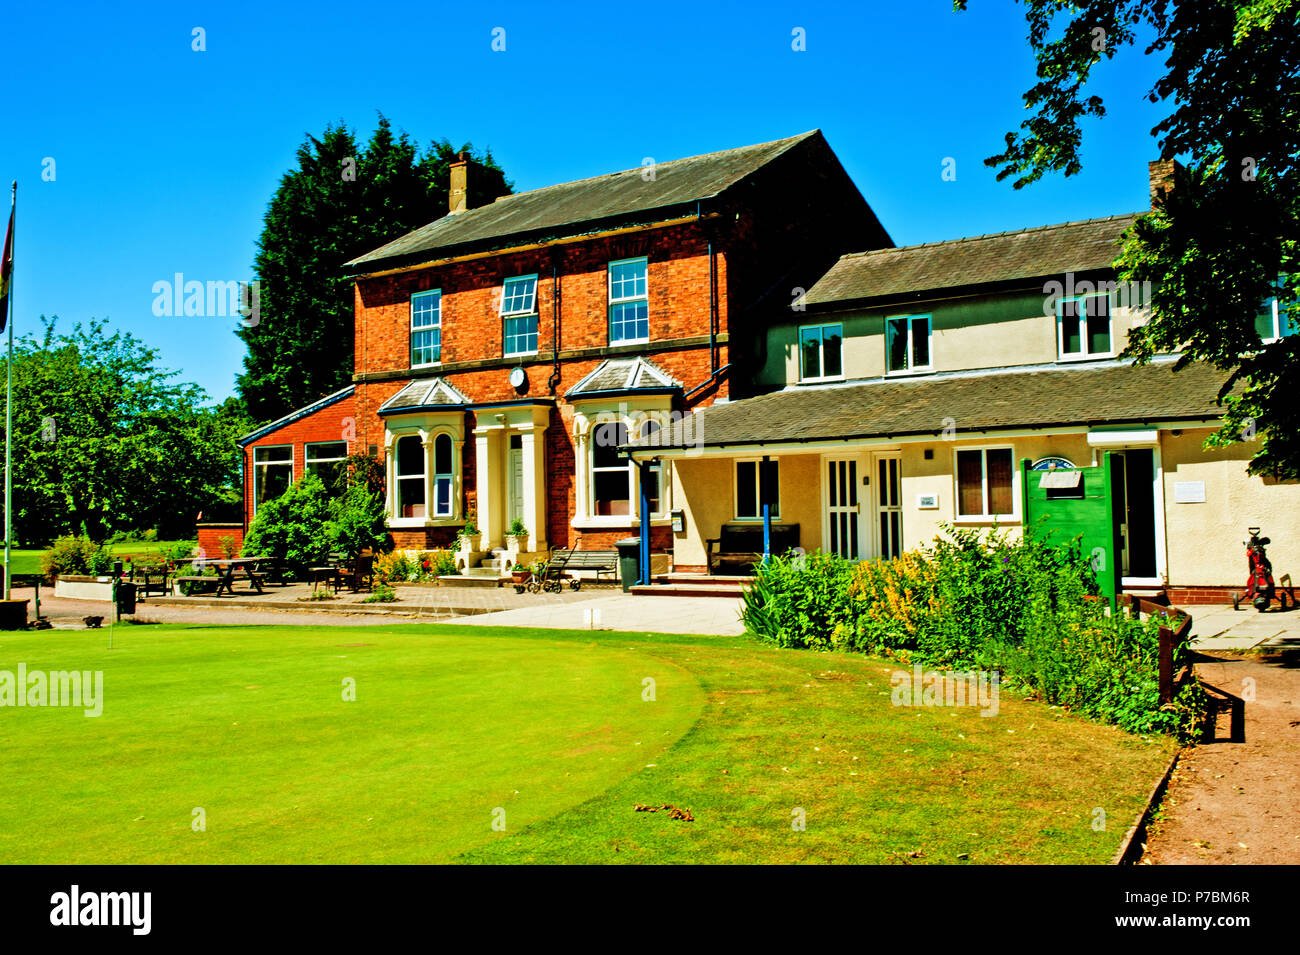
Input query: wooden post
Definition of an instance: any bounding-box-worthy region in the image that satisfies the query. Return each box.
[1158,626,1174,705]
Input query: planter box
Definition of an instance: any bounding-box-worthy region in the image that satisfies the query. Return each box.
[53,576,115,601]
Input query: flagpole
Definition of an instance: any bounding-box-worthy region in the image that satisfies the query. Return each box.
[4,180,12,601]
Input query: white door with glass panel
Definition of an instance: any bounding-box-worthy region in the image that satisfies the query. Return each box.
[507,435,524,525]
[874,454,903,559]
[825,456,865,559]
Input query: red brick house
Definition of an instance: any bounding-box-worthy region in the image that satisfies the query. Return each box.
[235,131,890,567]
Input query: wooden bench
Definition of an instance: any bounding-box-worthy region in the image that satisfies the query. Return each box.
[130,566,171,600]
[554,549,619,581]
[707,523,800,574]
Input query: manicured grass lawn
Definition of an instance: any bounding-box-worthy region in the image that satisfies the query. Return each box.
[0,622,1176,864]
[6,541,193,576]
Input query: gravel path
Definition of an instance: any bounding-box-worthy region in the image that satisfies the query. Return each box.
[1142,649,1300,864]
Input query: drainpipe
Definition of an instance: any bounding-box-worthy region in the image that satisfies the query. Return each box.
[548,259,562,394]
[707,212,718,372]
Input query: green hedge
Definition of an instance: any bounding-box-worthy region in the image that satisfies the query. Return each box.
[741,525,1205,739]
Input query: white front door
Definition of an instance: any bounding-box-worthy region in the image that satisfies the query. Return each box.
[873,454,903,560]
[507,435,524,525]
[825,456,865,559]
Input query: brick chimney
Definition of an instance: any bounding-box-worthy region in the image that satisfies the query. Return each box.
[1148,158,1181,209]
[449,151,470,214]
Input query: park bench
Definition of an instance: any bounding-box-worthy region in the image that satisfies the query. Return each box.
[554,549,618,581]
[706,522,800,574]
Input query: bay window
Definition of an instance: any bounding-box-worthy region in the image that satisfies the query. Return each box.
[395,435,426,518]
[591,421,630,516]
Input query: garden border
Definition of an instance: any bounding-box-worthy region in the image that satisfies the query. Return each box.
[1111,745,1183,865]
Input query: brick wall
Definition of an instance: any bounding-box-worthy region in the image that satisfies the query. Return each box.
[196,523,244,559]
[242,392,357,529]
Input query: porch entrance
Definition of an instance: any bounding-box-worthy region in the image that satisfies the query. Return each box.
[823,453,901,560]
[1109,448,1157,579]
[507,435,524,525]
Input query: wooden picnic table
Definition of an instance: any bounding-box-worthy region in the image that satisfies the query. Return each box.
[189,557,269,597]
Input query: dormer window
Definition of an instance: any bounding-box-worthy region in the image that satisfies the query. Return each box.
[501,275,539,356]
[886,314,932,374]
[1057,293,1112,359]
[1255,296,1297,342]
[799,323,843,382]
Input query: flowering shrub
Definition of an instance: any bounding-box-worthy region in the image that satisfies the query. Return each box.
[374,549,458,583]
[741,524,1204,739]
[41,536,114,578]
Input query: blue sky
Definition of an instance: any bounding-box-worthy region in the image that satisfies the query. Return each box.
[0,1,1166,403]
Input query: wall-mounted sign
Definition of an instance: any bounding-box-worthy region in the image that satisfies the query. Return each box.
[1031,456,1077,471]
[917,493,939,510]
[670,509,686,532]
[1173,481,1206,503]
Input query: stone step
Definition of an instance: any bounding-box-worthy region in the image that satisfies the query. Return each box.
[630,583,747,598]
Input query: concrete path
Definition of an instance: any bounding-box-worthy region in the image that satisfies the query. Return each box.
[1189,604,1300,651]
[453,593,747,636]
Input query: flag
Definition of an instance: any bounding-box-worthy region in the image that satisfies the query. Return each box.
[0,207,12,333]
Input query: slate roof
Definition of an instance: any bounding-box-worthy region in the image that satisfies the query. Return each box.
[377,378,471,415]
[344,131,823,273]
[566,357,681,398]
[804,214,1141,306]
[628,360,1226,452]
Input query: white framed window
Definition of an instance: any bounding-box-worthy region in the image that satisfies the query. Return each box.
[591,421,631,516]
[1255,297,1298,342]
[501,274,539,356]
[799,323,843,381]
[394,435,426,518]
[411,290,442,367]
[609,257,649,344]
[252,445,293,515]
[886,314,932,373]
[1057,293,1112,359]
[735,458,780,521]
[304,441,348,491]
[432,433,454,517]
[955,446,1016,520]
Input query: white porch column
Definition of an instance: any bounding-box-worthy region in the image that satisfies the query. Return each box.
[520,425,547,553]
[475,425,504,548]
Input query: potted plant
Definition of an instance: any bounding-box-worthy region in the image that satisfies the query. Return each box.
[510,562,529,585]
[458,512,481,553]
[505,517,528,552]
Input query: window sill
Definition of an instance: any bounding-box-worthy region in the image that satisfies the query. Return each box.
[609,337,650,347]
[572,517,671,529]
[1055,352,1115,364]
[731,516,783,523]
[389,516,461,529]
[951,515,1021,524]
[410,361,442,371]
[799,375,845,385]
[885,367,935,378]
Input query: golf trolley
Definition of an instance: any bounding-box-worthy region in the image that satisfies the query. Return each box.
[1233,527,1290,612]
[513,549,583,595]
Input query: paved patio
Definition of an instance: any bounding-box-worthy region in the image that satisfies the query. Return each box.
[1188,604,1300,651]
